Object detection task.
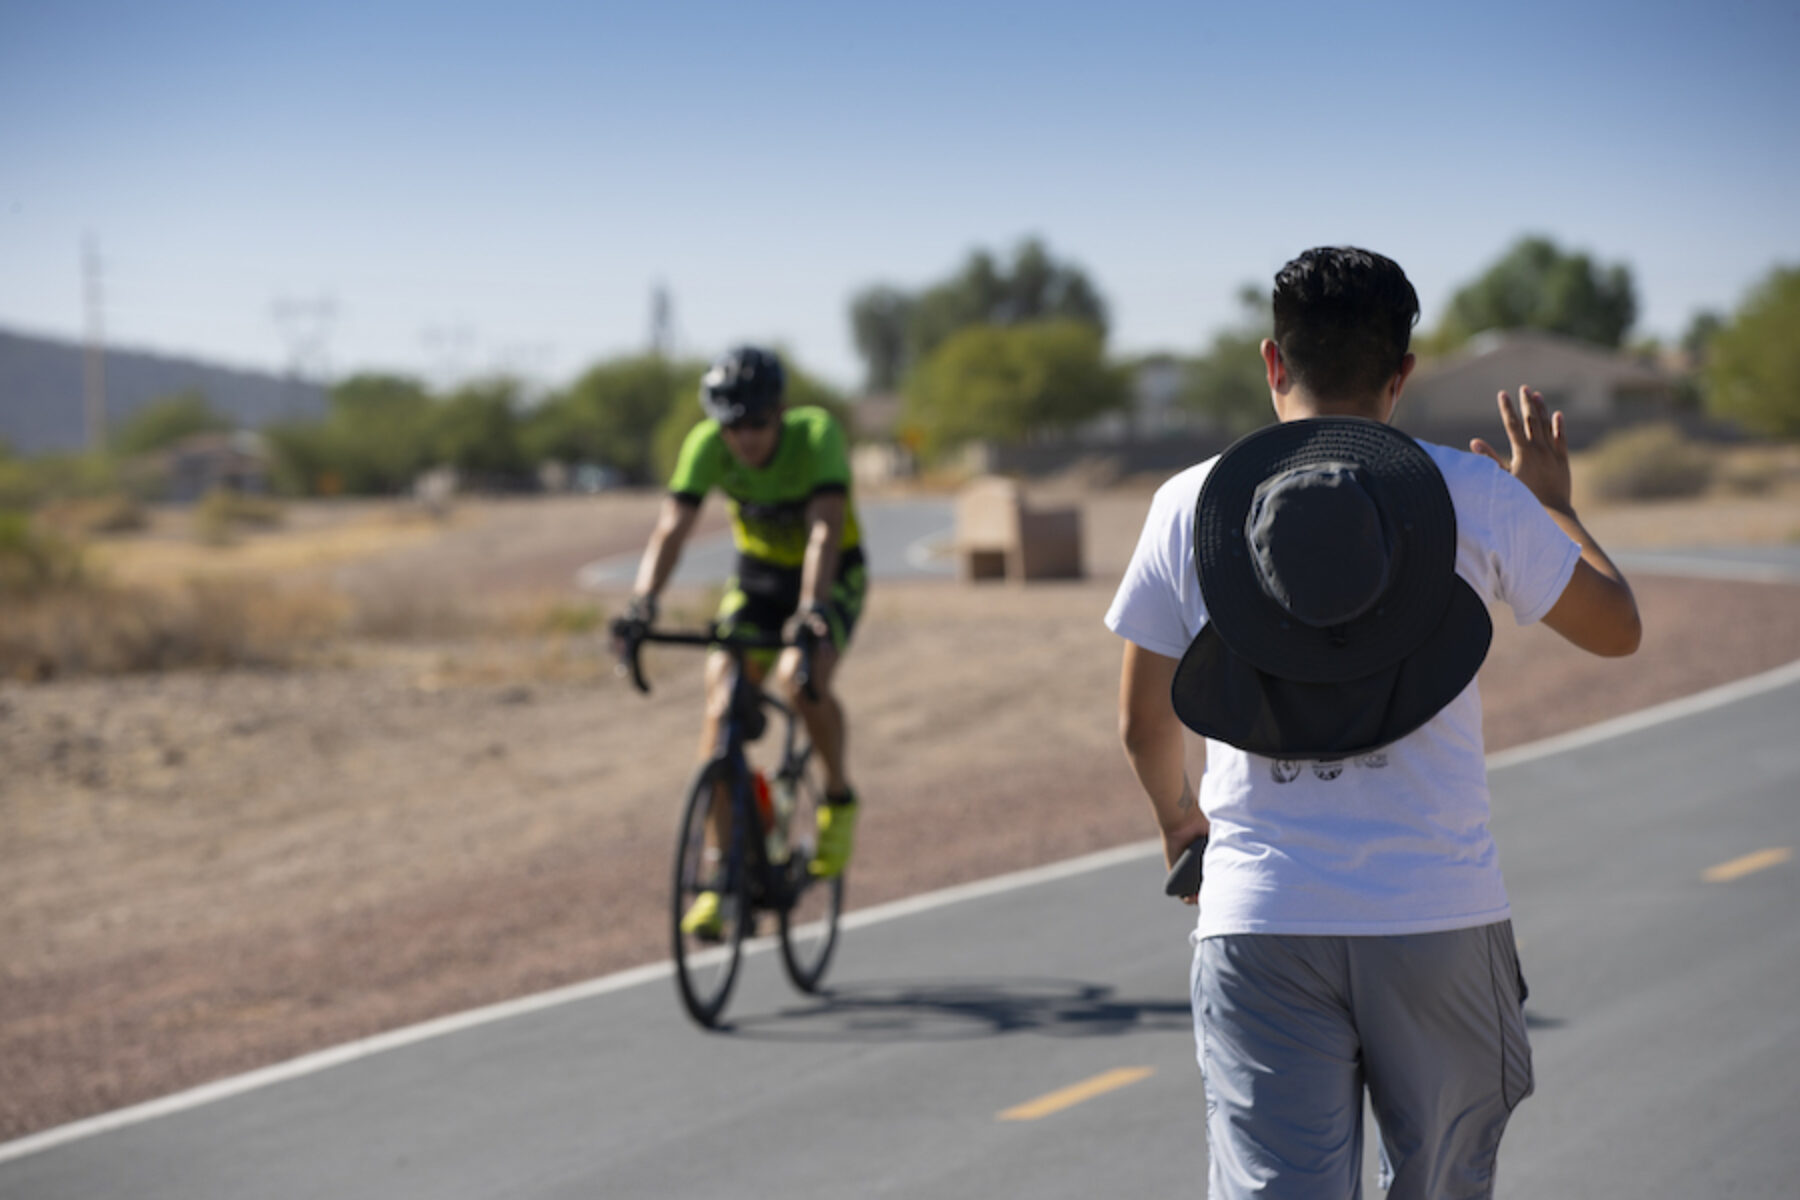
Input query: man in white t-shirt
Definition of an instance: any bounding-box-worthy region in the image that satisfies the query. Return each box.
[1106,247,1640,1200]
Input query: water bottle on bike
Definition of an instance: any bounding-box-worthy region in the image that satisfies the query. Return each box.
[753,770,790,865]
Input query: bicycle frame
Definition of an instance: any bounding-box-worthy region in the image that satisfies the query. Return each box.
[620,623,817,906]
[709,642,808,909]
[616,617,843,1027]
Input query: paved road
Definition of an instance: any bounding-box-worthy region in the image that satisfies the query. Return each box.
[5,662,1797,1198]
[575,497,957,589]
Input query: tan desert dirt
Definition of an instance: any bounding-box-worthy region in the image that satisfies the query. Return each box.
[4,484,1800,1139]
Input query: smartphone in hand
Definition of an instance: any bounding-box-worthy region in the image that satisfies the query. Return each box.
[1164,835,1207,898]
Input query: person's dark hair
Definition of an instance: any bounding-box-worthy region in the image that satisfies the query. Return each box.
[699,346,785,425]
[1271,248,1419,405]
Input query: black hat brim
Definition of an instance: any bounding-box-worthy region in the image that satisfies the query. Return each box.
[1171,577,1493,759]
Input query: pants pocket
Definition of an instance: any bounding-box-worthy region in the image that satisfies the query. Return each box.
[1490,923,1535,1111]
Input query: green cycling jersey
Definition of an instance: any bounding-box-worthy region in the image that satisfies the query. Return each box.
[667,406,863,569]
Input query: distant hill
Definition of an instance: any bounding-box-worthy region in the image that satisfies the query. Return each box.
[0,327,328,455]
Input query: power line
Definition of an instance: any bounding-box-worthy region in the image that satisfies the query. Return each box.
[270,294,338,382]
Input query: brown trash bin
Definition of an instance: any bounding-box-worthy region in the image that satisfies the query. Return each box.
[953,476,1083,582]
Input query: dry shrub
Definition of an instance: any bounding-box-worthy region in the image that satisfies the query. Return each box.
[193,488,286,546]
[1585,423,1716,501]
[1713,447,1789,496]
[0,577,340,681]
[36,494,148,536]
[534,601,605,636]
[0,513,85,595]
[340,580,479,640]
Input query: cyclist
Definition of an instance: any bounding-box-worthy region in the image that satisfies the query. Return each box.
[617,346,867,938]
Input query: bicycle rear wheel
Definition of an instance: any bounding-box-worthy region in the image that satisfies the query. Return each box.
[777,745,843,994]
[672,761,750,1028]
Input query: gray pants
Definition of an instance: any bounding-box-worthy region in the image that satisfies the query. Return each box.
[1191,922,1533,1200]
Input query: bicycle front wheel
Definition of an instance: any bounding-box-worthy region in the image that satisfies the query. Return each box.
[672,761,750,1028]
[777,746,844,994]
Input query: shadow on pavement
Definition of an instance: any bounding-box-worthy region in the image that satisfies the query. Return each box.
[724,976,1192,1043]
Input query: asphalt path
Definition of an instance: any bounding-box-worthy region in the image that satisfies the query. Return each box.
[575,497,957,589]
[5,656,1797,1199]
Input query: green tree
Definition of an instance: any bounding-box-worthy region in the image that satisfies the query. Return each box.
[849,238,1110,389]
[1704,265,1800,438]
[1181,285,1275,434]
[264,373,436,496]
[262,421,337,497]
[1682,310,1726,362]
[1433,235,1637,350]
[902,320,1126,456]
[431,378,529,482]
[848,286,914,392]
[329,373,436,492]
[524,355,699,484]
[113,390,232,456]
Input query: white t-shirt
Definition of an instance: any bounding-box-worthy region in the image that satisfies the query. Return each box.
[1105,440,1581,938]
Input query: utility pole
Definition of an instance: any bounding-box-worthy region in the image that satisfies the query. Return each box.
[82,234,107,452]
[648,282,674,358]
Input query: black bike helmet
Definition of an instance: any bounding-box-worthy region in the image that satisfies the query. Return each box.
[699,346,785,426]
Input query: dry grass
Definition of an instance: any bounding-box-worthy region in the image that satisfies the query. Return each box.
[0,578,342,681]
[89,500,465,588]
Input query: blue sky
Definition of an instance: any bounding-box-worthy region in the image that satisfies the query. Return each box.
[3,0,1797,393]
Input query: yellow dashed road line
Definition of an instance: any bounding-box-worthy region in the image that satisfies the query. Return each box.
[998,1067,1155,1121]
[1702,847,1792,883]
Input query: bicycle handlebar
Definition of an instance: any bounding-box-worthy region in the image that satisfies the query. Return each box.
[610,619,818,700]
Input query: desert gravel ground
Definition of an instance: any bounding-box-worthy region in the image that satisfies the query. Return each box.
[3,486,1799,1139]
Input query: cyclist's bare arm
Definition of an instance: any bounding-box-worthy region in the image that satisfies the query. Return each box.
[1471,386,1641,658]
[799,491,845,614]
[1118,642,1208,879]
[633,494,702,604]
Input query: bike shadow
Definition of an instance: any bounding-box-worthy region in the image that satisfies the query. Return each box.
[723,976,1193,1044]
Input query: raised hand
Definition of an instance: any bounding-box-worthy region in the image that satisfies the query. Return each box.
[1470,385,1574,515]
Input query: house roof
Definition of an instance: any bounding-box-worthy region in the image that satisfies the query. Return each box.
[1411,328,1669,390]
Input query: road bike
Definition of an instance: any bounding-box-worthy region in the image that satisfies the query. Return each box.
[613,620,845,1028]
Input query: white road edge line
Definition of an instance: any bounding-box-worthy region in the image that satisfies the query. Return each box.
[1483,656,1800,770]
[6,656,1798,1165]
[1613,552,1800,585]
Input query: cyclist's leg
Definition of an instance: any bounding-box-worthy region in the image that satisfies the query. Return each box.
[775,553,865,795]
[776,555,866,877]
[780,639,846,790]
[685,579,780,931]
[700,571,781,763]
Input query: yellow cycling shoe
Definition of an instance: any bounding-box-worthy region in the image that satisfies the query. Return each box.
[809,795,859,879]
[680,890,724,940]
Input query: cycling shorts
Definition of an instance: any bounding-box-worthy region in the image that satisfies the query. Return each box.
[715,547,867,670]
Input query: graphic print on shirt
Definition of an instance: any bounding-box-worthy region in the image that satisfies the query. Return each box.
[1269,754,1391,784]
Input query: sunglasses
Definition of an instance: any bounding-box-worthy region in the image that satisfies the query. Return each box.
[723,413,775,432]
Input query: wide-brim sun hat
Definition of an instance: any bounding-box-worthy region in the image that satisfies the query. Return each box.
[1171,416,1492,759]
